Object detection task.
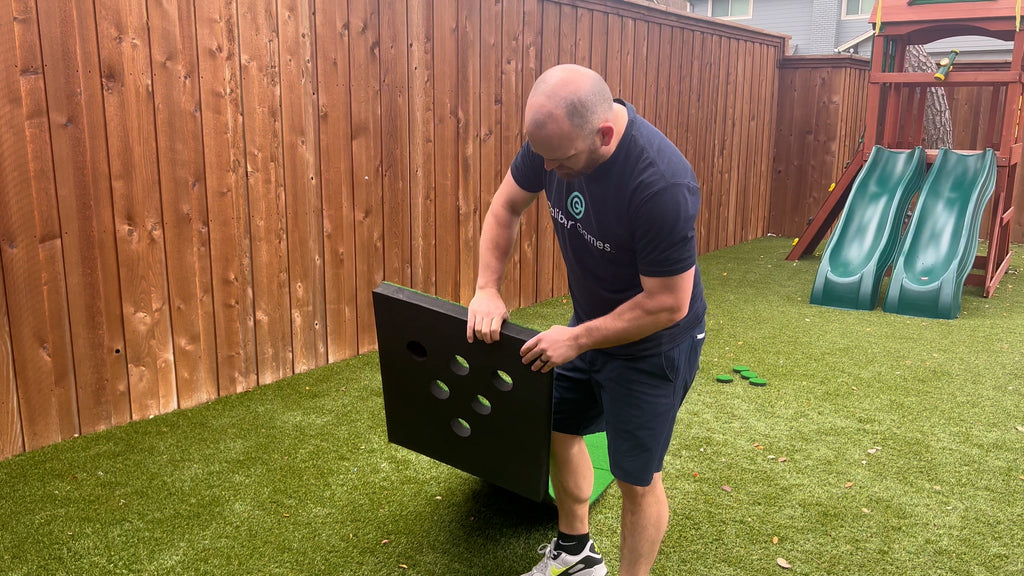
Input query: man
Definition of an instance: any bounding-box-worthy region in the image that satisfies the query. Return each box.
[466,64,706,576]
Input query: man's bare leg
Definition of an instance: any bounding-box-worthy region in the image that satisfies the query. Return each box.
[617,472,668,576]
[549,432,594,534]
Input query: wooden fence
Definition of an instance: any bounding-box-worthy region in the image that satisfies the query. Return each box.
[0,0,787,460]
[770,55,870,237]
[770,56,1024,242]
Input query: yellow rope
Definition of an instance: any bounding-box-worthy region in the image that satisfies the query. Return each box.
[875,0,882,34]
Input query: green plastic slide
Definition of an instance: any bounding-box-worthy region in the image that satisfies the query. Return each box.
[811,146,926,310]
[882,148,997,319]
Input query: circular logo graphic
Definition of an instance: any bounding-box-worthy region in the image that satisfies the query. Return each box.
[567,191,586,219]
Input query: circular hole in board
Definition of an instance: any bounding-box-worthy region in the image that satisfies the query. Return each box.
[451,418,471,438]
[406,340,428,360]
[491,370,513,392]
[430,380,450,400]
[471,395,492,415]
[450,354,470,376]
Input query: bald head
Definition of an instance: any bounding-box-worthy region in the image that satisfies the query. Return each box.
[525,64,615,140]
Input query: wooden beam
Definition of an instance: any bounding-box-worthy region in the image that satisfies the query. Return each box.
[870,71,1022,86]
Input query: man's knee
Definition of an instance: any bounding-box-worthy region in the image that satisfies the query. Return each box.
[617,472,664,502]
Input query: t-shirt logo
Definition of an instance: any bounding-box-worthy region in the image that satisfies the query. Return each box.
[567,191,586,219]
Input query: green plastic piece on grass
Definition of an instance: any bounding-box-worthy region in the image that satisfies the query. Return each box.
[732,365,750,373]
[716,374,734,383]
[740,371,758,379]
[749,378,768,386]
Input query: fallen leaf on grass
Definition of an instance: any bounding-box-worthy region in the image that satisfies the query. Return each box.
[777,557,792,569]
[1015,425,1024,433]
[778,457,788,463]
[722,485,733,492]
[862,508,871,514]
[845,482,854,488]
[772,536,779,544]
[867,448,879,455]
[381,540,390,545]
[398,564,408,569]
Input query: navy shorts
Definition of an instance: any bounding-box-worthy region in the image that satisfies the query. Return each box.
[552,320,705,487]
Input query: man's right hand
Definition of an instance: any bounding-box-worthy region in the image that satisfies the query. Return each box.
[467,288,509,343]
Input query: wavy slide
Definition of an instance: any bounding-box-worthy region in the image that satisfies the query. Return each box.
[811,146,927,310]
[883,149,997,319]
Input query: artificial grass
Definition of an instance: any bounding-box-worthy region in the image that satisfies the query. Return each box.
[0,236,1021,575]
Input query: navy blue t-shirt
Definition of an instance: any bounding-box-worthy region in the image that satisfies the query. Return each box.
[510,100,706,357]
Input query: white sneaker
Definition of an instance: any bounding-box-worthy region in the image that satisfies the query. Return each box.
[520,539,607,576]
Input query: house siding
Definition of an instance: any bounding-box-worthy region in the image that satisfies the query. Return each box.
[692,0,1012,60]
[691,0,811,50]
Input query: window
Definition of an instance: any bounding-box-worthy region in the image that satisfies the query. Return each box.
[709,0,751,19]
[843,0,873,18]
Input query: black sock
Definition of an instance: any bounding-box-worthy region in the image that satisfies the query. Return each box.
[554,530,590,556]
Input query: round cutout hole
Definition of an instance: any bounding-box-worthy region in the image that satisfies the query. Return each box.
[450,354,470,376]
[471,395,492,415]
[451,418,471,437]
[430,380,450,400]
[492,370,513,392]
[406,340,427,360]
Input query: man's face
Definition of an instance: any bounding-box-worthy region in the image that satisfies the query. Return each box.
[528,126,604,181]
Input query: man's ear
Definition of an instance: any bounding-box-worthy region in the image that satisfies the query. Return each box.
[598,123,615,146]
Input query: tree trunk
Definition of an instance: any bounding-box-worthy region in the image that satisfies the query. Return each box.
[904,44,954,149]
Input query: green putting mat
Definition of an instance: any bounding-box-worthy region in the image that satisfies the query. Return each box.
[546,432,615,504]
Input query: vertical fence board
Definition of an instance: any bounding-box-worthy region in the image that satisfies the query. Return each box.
[0,254,22,458]
[708,35,727,252]
[316,0,359,362]
[736,40,753,243]
[237,0,292,382]
[458,0,481,305]
[575,8,592,68]
[685,32,706,252]
[433,0,460,303]
[604,14,621,94]
[36,0,132,431]
[519,0,543,306]
[148,0,218,408]
[535,1,560,302]
[643,23,660,126]
[7,0,82,448]
[660,26,680,147]
[278,0,327,370]
[381,0,412,291]
[348,0,384,352]
[590,11,607,78]
[631,20,647,116]
[480,0,504,302]
[196,0,259,394]
[502,0,527,307]
[407,1,437,298]
[96,0,178,417]
[723,39,740,248]
[619,17,634,103]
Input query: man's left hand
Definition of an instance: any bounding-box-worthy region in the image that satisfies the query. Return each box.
[521,325,583,373]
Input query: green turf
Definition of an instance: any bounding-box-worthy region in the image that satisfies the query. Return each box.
[1,237,1022,575]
